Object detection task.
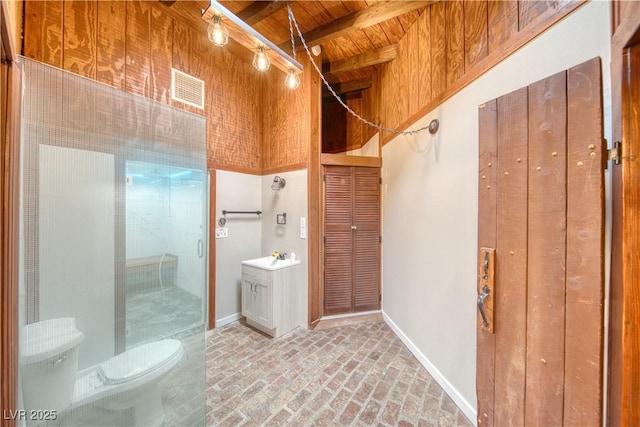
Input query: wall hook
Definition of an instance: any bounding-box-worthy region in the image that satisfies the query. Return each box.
[428,119,439,135]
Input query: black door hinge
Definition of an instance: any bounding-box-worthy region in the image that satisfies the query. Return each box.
[607,140,621,168]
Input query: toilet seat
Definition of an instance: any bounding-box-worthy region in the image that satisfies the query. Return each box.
[98,340,183,385]
[70,339,185,409]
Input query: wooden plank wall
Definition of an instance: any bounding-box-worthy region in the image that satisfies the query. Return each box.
[322,95,371,154]
[345,97,363,153]
[370,0,586,144]
[22,0,268,173]
[1,0,23,61]
[322,99,347,153]
[260,53,317,174]
[361,74,379,146]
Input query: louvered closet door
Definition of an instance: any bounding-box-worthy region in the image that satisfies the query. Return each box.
[353,167,380,311]
[324,165,380,315]
[324,166,354,314]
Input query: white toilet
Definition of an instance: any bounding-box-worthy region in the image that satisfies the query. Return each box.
[20,318,185,426]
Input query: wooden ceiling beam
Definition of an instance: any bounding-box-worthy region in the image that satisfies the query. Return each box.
[280,0,437,50]
[326,45,398,75]
[237,1,291,26]
[323,78,372,98]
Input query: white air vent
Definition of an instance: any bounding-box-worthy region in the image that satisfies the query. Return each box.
[171,68,205,109]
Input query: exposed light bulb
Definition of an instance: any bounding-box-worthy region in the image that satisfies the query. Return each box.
[253,46,271,72]
[208,16,228,47]
[284,68,300,90]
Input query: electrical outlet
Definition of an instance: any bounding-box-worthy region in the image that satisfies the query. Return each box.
[215,227,228,238]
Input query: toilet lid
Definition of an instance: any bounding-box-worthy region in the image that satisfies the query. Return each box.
[98,339,182,385]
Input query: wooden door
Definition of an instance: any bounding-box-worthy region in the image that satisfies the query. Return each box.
[353,168,381,311]
[476,57,605,426]
[324,165,380,315]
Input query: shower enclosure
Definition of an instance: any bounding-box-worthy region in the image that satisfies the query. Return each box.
[125,161,207,347]
[18,57,207,426]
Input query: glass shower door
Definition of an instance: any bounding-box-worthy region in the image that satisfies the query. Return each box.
[125,161,207,348]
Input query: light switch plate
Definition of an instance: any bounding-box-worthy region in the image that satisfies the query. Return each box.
[299,217,306,239]
[215,227,228,238]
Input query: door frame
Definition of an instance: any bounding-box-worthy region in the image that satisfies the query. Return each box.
[319,153,381,319]
[608,3,640,424]
[0,2,21,424]
[0,64,20,427]
[208,169,216,329]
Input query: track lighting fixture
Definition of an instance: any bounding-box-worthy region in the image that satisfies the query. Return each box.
[202,1,302,88]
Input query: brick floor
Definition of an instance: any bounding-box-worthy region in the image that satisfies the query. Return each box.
[206,319,474,427]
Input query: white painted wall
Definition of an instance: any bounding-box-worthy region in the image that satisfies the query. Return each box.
[215,170,262,324]
[261,170,309,329]
[125,178,169,260]
[215,169,310,329]
[38,145,115,370]
[381,1,612,421]
[345,133,380,157]
[125,171,206,299]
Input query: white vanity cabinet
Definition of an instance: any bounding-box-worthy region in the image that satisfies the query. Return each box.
[241,272,272,329]
[241,257,301,338]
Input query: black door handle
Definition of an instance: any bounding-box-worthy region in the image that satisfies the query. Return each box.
[477,284,490,327]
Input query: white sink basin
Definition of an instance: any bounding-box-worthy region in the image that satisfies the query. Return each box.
[242,256,301,271]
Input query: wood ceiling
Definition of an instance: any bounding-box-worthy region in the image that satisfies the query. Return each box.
[158,1,435,93]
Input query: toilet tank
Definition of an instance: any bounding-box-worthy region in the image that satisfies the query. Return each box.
[20,318,84,414]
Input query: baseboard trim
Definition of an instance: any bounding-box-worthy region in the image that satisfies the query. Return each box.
[382,311,477,425]
[215,312,242,328]
[320,310,381,320]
